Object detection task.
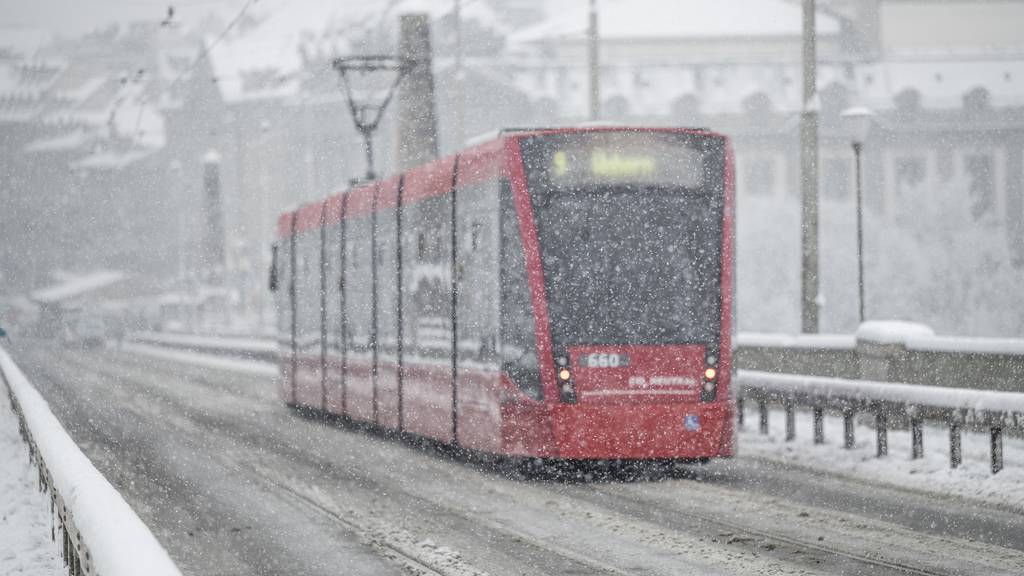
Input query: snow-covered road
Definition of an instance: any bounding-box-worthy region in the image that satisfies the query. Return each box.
[8,341,1024,576]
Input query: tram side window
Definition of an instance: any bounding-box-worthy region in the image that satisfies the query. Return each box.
[455,178,500,366]
[274,235,293,345]
[377,203,399,359]
[402,194,452,359]
[500,180,542,400]
[296,230,320,355]
[324,221,341,352]
[400,201,418,361]
[345,214,373,353]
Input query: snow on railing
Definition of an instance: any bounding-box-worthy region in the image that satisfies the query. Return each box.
[0,346,183,576]
[737,326,1024,357]
[735,332,856,350]
[736,369,1024,474]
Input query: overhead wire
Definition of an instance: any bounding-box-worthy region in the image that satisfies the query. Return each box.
[131,0,261,138]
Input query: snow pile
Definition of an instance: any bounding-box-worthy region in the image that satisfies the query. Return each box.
[0,346,182,576]
[856,320,935,344]
[0,384,62,575]
[740,405,1024,512]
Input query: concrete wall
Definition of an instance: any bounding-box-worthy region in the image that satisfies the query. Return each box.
[736,335,1024,392]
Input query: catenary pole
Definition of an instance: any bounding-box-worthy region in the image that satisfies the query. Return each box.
[588,0,600,120]
[454,0,465,148]
[800,0,820,333]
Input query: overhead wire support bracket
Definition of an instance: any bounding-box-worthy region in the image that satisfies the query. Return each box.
[332,55,412,184]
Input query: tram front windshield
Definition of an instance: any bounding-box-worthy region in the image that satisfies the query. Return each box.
[520,131,725,347]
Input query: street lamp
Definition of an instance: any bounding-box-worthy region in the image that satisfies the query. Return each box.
[840,106,875,325]
[167,159,184,285]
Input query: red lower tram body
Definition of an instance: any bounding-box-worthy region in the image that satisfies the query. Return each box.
[272,127,736,461]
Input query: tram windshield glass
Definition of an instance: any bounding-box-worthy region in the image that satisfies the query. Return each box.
[520,131,725,346]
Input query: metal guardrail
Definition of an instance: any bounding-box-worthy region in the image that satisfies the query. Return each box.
[2,359,94,575]
[736,370,1024,474]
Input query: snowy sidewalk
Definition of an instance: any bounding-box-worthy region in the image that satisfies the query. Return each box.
[739,405,1024,513]
[0,388,62,575]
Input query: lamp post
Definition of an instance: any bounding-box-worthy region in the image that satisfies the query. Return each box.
[840,106,875,325]
[258,119,271,331]
[167,159,184,286]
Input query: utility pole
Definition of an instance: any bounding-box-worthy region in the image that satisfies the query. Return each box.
[853,140,865,324]
[800,0,820,333]
[453,0,465,149]
[588,0,600,120]
[201,149,226,287]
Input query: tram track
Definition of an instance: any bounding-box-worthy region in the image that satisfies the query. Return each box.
[584,484,963,576]
[48,347,637,576]
[247,469,460,576]
[242,459,638,576]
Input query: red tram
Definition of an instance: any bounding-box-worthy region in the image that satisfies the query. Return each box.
[270,127,735,461]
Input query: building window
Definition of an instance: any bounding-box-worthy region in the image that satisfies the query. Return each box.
[743,157,775,197]
[894,156,925,191]
[964,154,995,218]
[936,148,953,182]
[963,87,991,116]
[823,157,850,200]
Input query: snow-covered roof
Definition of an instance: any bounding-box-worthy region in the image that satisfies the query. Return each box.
[855,320,935,345]
[31,271,126,304]
[0,26,52,58]
[1,51,168,152]
[24,128,91,153]
[509,0,840,45]
[206,0,503,102]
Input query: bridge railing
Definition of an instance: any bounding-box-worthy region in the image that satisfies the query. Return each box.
[736,370,1024,474]
[129,331,279,363]
[0,345,182,576]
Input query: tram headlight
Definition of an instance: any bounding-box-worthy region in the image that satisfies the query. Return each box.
[553,353,577,404]
[701,364,718,403]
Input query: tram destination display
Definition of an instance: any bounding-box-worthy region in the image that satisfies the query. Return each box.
[525,131,706,190]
